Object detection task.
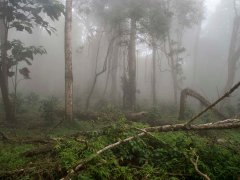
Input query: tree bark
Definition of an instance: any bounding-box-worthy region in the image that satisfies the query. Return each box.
[152,38,157,105]
[64,0,73,121]
[167,32,178,105]
[123,18,137,111]
[0,0,15,123]
[110,35,120,104]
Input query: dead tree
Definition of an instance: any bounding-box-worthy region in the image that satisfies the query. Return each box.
[179,88,226,120]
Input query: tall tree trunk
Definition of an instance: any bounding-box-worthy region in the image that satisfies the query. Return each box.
[110,35,120,104]
[0,0,15,123]
[152,38,157,106]
[224,16,240,92]
[64,0,73,121]
[123,18,137,111]
[167,32,178,105]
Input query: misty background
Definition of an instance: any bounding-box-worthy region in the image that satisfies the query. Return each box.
[8,0,240,109]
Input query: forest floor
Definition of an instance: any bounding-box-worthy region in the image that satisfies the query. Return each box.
[0,107,240,180]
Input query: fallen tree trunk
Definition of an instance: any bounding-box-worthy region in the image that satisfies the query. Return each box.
[179,88,226,120]
[61,119,240,179]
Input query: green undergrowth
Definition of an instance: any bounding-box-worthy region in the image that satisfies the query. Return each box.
[0,118,240,180]
[0,105,240,179]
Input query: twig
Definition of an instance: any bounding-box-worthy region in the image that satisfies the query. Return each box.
[186,81,240,125]
[190,155,210,180]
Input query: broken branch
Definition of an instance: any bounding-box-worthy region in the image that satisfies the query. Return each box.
[190,154,210,180]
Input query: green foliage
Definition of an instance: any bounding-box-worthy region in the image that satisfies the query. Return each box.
[0,118,240,179]
[0,0,64,79]
[0,143,33,171]
[5,40,47,79]
[56,140,87,169]
[54,120,240,180]
[2,0,64,34]
[39,96,60,123]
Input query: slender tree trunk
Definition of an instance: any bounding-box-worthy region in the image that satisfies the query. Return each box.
[13,63,18,115]
[152,38,157,106]
[224,16,240,92]
[192,24,201,88]
[64,0,73,121]
[0,0,15,123]
[123,18,137,111]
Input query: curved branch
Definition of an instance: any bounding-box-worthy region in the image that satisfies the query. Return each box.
[190,156,210,180]
[179,88,226,120]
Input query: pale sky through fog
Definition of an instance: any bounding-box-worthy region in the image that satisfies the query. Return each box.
[205,0,221,17]
[202,0,221,28]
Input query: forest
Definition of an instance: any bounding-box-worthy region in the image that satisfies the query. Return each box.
[0,0,240,179]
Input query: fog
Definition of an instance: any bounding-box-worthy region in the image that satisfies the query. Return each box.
[5,0,240,110]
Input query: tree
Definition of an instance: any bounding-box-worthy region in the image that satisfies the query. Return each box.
[65,0,73,121]
[139,0,170,105]
[0,0,64,124]
[122,0,147,111]
[110,27,120,104]
[162,0,203,105]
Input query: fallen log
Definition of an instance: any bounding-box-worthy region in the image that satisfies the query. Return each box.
[61,119,240,180]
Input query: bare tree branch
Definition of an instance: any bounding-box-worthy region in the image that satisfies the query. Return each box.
[190,153,210,180]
